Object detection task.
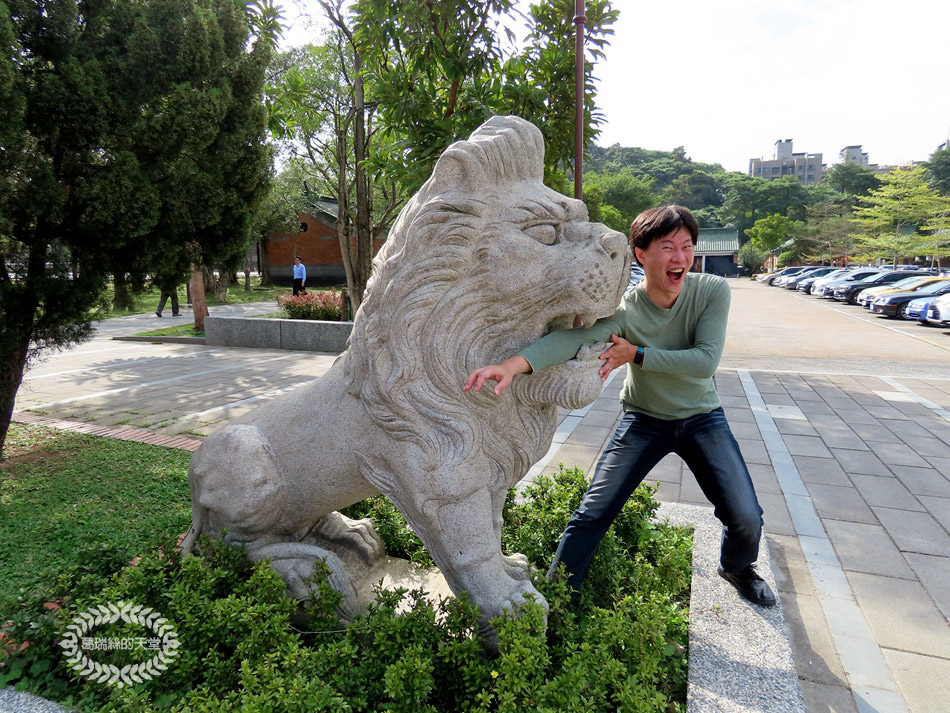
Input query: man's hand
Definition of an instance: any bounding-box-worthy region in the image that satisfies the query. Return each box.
[464,356,531,396]
[598,334,638,379]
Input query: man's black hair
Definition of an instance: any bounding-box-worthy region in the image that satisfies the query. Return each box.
[629,205,699,263]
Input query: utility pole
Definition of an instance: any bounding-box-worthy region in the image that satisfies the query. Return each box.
[574,0,586,199]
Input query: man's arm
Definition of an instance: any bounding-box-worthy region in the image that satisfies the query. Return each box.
[464,316,622,397]
[518,317,621,374]
[463,355,531,396]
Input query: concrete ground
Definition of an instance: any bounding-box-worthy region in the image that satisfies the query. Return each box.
[10,283,950,713]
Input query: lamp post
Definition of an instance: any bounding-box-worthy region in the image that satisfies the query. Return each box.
[574,0,586,199]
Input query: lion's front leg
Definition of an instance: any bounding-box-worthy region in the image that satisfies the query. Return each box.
[426,487,547,645]
[490,487,532,582]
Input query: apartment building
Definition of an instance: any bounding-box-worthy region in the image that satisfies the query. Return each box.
[749,139,824,184]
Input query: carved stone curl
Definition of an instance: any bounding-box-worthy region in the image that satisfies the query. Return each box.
[182,116,631,645]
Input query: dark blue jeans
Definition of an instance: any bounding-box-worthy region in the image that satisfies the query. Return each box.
[550,407,763,590]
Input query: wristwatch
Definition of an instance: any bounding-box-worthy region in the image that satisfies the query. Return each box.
[633,346,645,366]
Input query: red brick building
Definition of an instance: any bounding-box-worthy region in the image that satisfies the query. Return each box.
[265,198,386,285]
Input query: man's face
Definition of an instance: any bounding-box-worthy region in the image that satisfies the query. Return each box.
[294,258,301,265]
[634,227,694,306]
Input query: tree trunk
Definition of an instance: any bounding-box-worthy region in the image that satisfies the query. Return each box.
[258,240,272,286]
[335,118,357,315]
[351,50,372,317]
[112,274,135,311]
[190,268,210,332]
[244,257,252,291]
[0,335,29,456]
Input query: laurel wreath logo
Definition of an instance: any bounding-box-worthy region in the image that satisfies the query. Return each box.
[58,601,180,688]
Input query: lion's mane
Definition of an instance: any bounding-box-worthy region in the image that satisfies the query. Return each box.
[343,117,557,491]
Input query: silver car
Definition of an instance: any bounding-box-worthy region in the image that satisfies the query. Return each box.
[925,292,950,326]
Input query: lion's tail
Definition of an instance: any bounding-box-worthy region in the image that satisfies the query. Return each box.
[180,452,208,557]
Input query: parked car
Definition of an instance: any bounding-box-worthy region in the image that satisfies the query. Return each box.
[772,266,819,287]
[869,279,950,319]
[785,267,838,291]
[775,266,823,288]
[906,294,943,323]
[758,266,807,285]
[814,269,883,298]
[833,270,932,304]
[924,292,950,326]
[799,268,851,294]
[855,275,941,308]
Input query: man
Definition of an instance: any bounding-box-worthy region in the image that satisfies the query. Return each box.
[464,205,774,607]
[155,280,181,318]
[293,256,306,296]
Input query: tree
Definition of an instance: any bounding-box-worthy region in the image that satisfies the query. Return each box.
[800,201,858,265]
[718,174,812,238]
[0,0,275,452]
[498,0,618,186]
[583,169,656,227]
[851,167,950,267]
[746,213,802,255]
[251,161,309,287]
[737,243,767,275]
[924,148,950,195]
[822,162,880,196]
[268,2,404,314]
[661,169,725,210]
[354,0,618,193]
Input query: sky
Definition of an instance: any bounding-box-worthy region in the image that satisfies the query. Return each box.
[280,0,950,174]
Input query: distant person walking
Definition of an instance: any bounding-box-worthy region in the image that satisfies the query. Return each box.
[293,256,306,296]
[155,279,181,317]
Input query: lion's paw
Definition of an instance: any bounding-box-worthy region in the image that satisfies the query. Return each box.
[501,552,533,581]
[574,341,608,362]
[311,512,385,566]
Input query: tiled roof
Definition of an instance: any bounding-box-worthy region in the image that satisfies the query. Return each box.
[696,228,739,254]
[306,198,339,220]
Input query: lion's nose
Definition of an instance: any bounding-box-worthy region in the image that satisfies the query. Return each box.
[598,229,628,262]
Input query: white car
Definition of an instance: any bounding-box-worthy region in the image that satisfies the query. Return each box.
[924,292,950,326]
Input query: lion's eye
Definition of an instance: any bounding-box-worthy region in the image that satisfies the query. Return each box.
[523,223,558,245]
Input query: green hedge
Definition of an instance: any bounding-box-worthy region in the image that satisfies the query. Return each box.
[0,467,691,712]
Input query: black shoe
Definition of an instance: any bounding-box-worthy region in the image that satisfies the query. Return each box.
[172,313,181,316]
[155,311,162,317]
[718,565,777,607]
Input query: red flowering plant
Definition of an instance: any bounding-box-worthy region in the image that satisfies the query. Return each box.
[277,289,345,321]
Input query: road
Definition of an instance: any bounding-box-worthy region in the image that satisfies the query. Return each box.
[722,279,950,379]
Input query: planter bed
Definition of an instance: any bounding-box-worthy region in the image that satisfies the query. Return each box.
[204,315,352,353]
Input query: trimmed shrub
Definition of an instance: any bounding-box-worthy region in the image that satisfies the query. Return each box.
[0,467,691,712]
[277,290,345,321]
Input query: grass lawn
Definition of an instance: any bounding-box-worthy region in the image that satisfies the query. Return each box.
[100,275,294,319]
[133,324,205,337]
[0,424,192,607]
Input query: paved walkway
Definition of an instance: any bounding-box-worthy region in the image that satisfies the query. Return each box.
[9,298,950,713]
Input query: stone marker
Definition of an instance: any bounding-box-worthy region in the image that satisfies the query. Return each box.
[182,115,631,645]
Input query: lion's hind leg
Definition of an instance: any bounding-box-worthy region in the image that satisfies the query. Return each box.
[304,512,384,567]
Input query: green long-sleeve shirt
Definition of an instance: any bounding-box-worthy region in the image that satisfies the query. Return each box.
[519,272,730,420]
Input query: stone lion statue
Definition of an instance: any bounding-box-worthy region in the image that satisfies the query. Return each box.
[182,116,630,641]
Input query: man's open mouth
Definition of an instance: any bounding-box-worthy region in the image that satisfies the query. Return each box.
[667,268,685,284]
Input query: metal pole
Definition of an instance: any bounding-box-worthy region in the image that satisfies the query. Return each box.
[574,0,586,199]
